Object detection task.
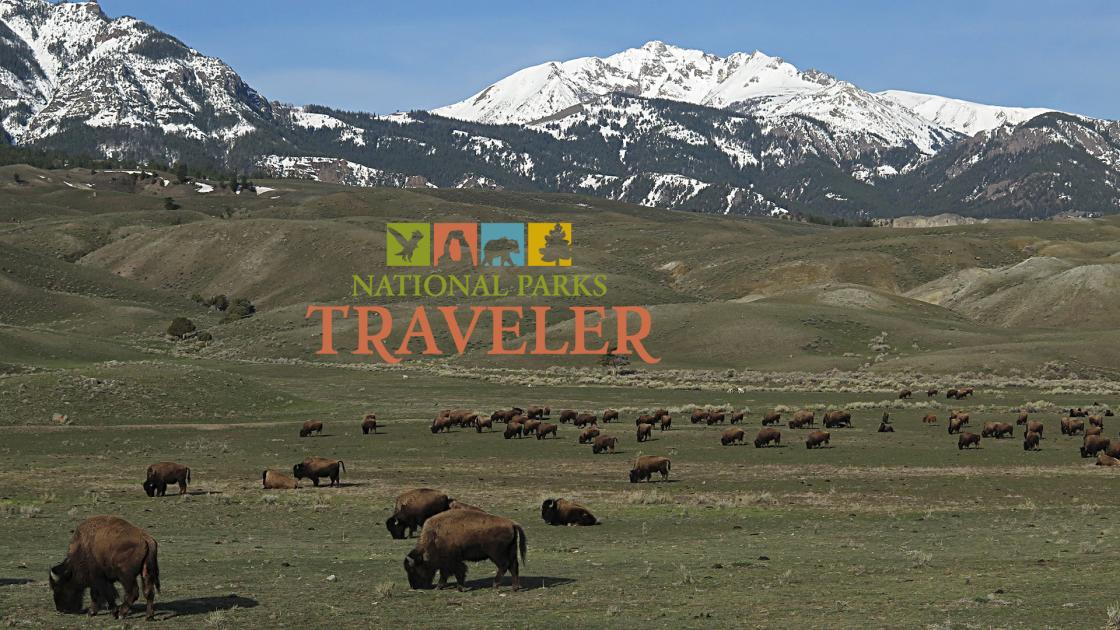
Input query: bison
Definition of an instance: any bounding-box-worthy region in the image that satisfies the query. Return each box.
[578,427,601,444]
[729,411,745,424]
[299,420,324,437]
[720,427,746,446]
[557,410,578,423]
[521,419,541,436]
[536,423,558,439]
[1107,442,1120,459]
[491,409,518,424]
[822,410,852,429]
[948,416,969,435]
[1015,412,1029,426]
[143,462,191,497]
[1086,425,1103,437]
[292,457,345,487]
[525,406,549,420]
[1081,435,1111,458]
[789,410,815,429]
[982,422,1014,439]
[659,414,672,431]
[49,515,160,620]
[1089,415,1105,429]
[706,411,726,425]
[1096,452,1120,467]
[805,430,830,449]
[629,455,671,483]
[431,416,455,434]
[755,427,781,448]
[361,413,378,434]
[636,423,653,443]
[926,388,938,397]
[591,435,617,454]
[475,417,494,432]
[1023,432,1041,451]
[573,413,597,428]
[690,409,709,425]
[634,414,655,427]
[541,498,599,526]
[1061,417,1085,436]
[602,409,619,423]
[403,508,526,591]
[922,413,938,424]
[761,411,781,426]
[386,488,453,539]
[899,389,912,399]
[946,389,959,400]
[878,422,894,433]
[1026,420,1044,439]
[503,422,523,439]
[262,469,298,490]
[958,432,981,449]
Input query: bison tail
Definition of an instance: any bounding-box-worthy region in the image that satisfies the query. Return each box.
[339,460,346,473]
[186,468,191,484]
[143,539,161,593]
[515,523,528,567]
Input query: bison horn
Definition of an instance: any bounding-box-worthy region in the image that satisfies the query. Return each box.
[405,554,417,567]
[50,561,70,581]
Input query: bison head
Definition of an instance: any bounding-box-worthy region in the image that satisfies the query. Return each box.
[48,561,84,613]
[541,499,559,524]
[430,424,440,434]
[628,469,641,483]
[403,549,436,589]
[385,516,407,540]
[292,463,307,480]
[142,479,157,497]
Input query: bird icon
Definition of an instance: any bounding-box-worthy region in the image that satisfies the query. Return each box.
[387,226,425,262]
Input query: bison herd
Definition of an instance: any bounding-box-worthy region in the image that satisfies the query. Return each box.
[48,389,1120,618]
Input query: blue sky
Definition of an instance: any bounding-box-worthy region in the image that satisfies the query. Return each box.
[99,0,1119,119]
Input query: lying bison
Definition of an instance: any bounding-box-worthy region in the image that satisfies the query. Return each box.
[822,410,852,429]
[403,508,526,591]
[958,432,981,449]
[293,457,345,487]
[1096,452,1120,467]
[629,455,671,483]
[143,462,191,497]
[262,469,298,489]
[49,516,160,620]
[636,423,653,443]
[578,427,601,444]
[805,430,830,449]
[1023,432,1041,451]
[537,423,558,439]
[299,420,324,437]
[541,498,599,526]
[387,488,453,539]
[361,413,378,434]
[591,435,618,454]
[755,427,781,448]
[1081,435,1111,458]
[721,427,746,446]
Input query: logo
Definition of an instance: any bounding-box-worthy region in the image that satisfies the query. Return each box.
[386,222,430,266]
[433,223,479,266]
[383,223,573,267]
[480,223,525,267]
[527,222,572,267]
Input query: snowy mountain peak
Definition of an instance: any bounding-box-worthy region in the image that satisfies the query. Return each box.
[878,90,1055,136]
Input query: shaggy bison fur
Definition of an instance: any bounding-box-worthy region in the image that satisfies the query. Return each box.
[49,516,160,620]
[403,508,526,591]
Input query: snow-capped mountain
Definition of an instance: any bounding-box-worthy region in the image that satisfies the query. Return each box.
[878,90,1055,136]
[0,0,271,150]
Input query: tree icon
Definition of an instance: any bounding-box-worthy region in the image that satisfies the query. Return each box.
[538,223,572,265]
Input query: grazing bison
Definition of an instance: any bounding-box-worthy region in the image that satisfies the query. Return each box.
[431,416,455,434]
[721,427,746,446]
[789,410,815,429]
[602,409,619,423]
[927,388,938,397]
[475,417,494,432]
[761,411,781,426]
[541,498,599,526]
[143,462,191,497]
[948,416,969,435]
[578,427,601,444]
[755,427,781,448]
[503,422,523,439]
[636,423,653,443]
[558,410,578,424]
[659,414,672,431]
[491,409,518,424]
[1023,432,1041,451]
[591,435,618,454]
[958,387,974,398]
[49,516,160,620]
[1096,452,1120,467]
[946,389,959,400]
[262,469,298,490]
[629,456,671,483]
[521,419,541,436]
[292,457,345,487]
[822,410,852,429]
[958,432,981,449]
[573,413,597,428]
[1060,417,1085,435]
[982,422,1014,439]
[634,414,656,427]
[299,420,324,437]
[805,430,830,449]
[729,411,745,424]
[1026,420,1044,438]
[525,406,549,420]
[1015,412,1029,426]
[922,413,938,424]
[386,488,453,539]
[1081,435,1111,458]
[706,411,726,425]
[536,423,558,439]
[690,409,709,425]
[361,413,378,434]
[899,389,912,399]
[403,508,526,591]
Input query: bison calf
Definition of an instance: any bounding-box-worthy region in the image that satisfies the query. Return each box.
[541,498,599,526]
[49,516,160,620]
[629,455,671,483]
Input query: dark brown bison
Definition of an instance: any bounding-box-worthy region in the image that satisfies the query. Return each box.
[578,427,601,444]
[521,419,541,436]
[143,462,191,497]
[525,406,549,420]
[1069,407,1088,418]
[1026,420,1044,438]
[558,410,578,423]
[946,389,959,400]
[293,457,345,487]
[491,409,518,424]
[503,422,523,439]
[361,413,378,434]
[822,410,852,429]
[386,488,453,539]
[573,413,597,428]
[602,409,619,423]
[1081,435,1111,458]
[720,427,746,446]
[1107,443,1120,459]
[926,388,938,397]
[729,411,745,424]
[982,422,1014,439]
[922,413,938,424]
[805,430,830,449]
[706,411,726,425]
[299,420,324,437]
[690,409,709,425]
[899,389,912,399]
[1089,415,1105,429]
[49,516,160,620]
[755,427,782,448]
[636,423,653,442]
[403,508,526,591]
[262,469,298,489]
[761,411,781,426]
[1015,412,1029,426]
[958,432,981,449]
[591,435,617,454]
[1096,452,1120,466]
[536,423,558,439]
[475,417,494,432]
[629,455,671,483]
[659,414,672,431]
[1023,432,1041,451]
[634,414,655,427]
[789,410,815,429]
[541,498,599,526]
